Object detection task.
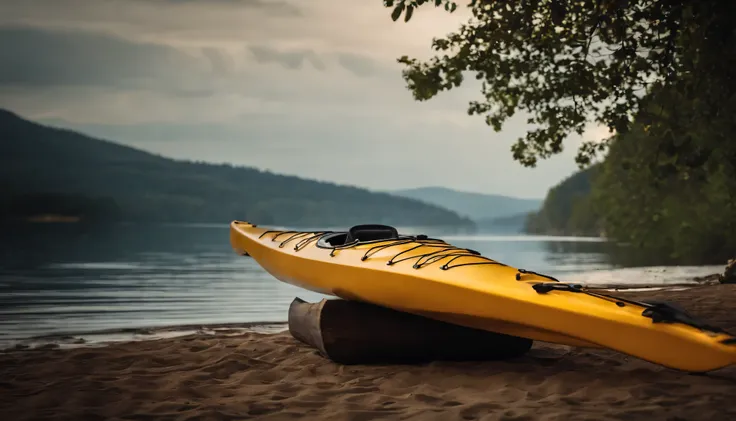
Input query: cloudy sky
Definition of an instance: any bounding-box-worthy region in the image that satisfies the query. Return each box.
[0,0,601,199]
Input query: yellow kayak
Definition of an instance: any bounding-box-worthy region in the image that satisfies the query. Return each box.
[230,221,736,372]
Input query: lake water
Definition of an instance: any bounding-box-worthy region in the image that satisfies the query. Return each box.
[0,223,722,347]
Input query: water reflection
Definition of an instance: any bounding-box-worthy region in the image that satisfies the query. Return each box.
[0,223,718,344]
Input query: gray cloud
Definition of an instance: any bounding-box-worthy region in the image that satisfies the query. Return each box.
[202,47,235,76]
[248,45,325,71]
[336,52,378,77]
[247,45,382,77]
[0,25,213,96]
[157,0,302,16]
[0,0,582,198]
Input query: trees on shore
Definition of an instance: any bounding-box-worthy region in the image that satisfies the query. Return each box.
[384,0,736,263]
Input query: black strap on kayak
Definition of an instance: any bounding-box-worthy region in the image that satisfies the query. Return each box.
[258,230,333,250]
[530,281,730,334]
[516,268,561,283]
[533,281,649,307]
[280,231,333,249]
[360,238,494,269]
[269,231,301,241]
[411,248,470,267]
[362,239,507,270]
[277,232,311,248]
[532,282,584,293]
[361,239,422,261]
[414,252,475,268]
[640,300,727,333]
[293,232,333,251]
[258,230,285,239]
[329,240,361,257]
[438,253,505,270]
[385,243,451,265]
[302,230,508,270]
[412,251,504,270]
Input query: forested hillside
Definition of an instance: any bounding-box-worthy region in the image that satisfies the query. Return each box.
[591,86,736,263]
[524,166,601,237]
[0,109,474,229]
[525,86,736,263]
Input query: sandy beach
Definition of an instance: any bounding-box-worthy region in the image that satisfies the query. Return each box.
[3,285,736,421]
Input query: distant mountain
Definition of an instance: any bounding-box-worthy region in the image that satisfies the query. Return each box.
[390,187,542,221]
[0,109,475,230]
[475,212,533,234]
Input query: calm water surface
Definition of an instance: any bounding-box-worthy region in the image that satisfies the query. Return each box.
[0,223,721,345]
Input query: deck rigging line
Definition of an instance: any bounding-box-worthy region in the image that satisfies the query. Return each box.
[356,237,506,270]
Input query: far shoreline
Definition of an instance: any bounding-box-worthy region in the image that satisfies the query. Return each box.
[1,321,289,352]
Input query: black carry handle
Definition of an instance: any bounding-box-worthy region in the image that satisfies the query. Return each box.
[532,282,583,294]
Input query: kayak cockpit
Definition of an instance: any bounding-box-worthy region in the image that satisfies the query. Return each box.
[317,224,401,248]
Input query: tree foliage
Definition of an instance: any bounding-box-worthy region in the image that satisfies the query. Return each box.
[383,0,736,167]
[591,86,736,264]
[526,83,736,263]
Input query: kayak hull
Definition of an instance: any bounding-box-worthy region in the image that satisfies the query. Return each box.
[230,221,736,372]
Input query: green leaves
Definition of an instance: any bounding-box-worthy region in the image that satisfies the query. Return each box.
[390,3,404,21]
[404,5,414,22]
[382,0,736,169]
[550,0,567,25]
[590,82,736,264]
[386,0,458,22]
[381,0,736,263]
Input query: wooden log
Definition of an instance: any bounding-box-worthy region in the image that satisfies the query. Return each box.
[288,297,533,365]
